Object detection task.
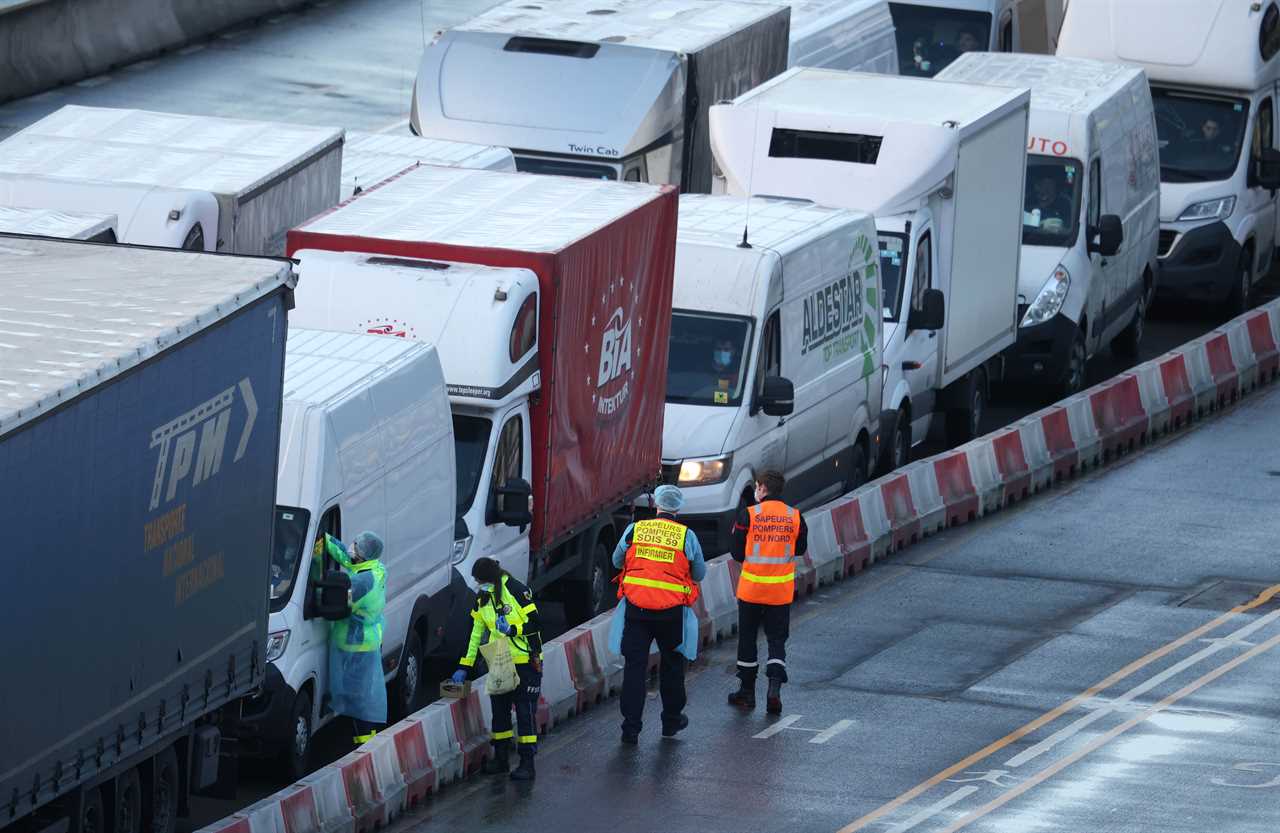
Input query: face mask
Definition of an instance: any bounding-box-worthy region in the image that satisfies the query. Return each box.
[477,582,495,593]
[714,350,732,367]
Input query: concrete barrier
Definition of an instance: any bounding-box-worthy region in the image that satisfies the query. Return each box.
[197,297,1280,833]
[0,0,316,103]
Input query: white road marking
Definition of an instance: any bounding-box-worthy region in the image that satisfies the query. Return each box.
[752,715,855,743]
[884,786,980,833]
[1004,607,1280,768]
[752,714,802,739]
[811,719,856,744]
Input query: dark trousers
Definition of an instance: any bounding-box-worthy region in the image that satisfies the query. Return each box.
[620,604,686,734]
[736,600,791,683]
[352,718,381,742]
[490,663,542,754]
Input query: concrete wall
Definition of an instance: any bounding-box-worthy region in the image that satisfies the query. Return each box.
[0,0,319,102]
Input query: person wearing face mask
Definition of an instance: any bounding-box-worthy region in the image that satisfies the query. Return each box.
[727,470,807,715]
[450,557,543,781]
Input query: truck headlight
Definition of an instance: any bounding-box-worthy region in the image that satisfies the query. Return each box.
[1176,196,1235,222]
[266,629,291,663]
[1021,266,1071,328]
[677,454,732,486]
[451,536,472,566]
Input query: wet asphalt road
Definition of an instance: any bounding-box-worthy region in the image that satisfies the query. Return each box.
[394,386,1280,833]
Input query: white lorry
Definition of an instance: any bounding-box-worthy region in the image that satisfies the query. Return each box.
[711,68,1028,470]
[411,0,790,192]
[341,131,515,199]
[0,206,117,241]
[788,0,898,73]
[1058,0,1280,315]
[939,52,1161,394]
[0,105,342,254]
[241,327,455,778]
[887,0,1064,76]
[661,194,882,552]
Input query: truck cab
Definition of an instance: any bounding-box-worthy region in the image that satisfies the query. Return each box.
[887,0,1064,76]
[1058,0,1280,315]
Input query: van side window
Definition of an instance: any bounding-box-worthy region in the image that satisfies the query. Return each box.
[312,506,341,580]
[1261,4,1280,61]
[509,293,537,363]
[1253,97,1274,160]
[756,311,782,398]
[911,232,933,313]
[1088,161,1102,230]
[494,415,523,489]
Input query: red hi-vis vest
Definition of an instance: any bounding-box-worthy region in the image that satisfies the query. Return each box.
[737,500,802,605]
[619,518,700,610]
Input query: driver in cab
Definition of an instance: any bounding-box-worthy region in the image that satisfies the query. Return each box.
[1027,174,1075,233]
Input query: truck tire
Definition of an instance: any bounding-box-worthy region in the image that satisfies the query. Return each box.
[391,629,424,722]
[1112,285,1146,359]
[115,768,143,833]
[879,408,910,474]
[76,785,105,833]
[945,368,986,446]
[1226,252,1252,317]
[1060,329,1087,397]
[565,538,612,625]
[148,747,179,833]
[281,690,312,782]
[843,441,868,493]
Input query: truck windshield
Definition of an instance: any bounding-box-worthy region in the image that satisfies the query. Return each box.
[270,506,312,613]
[1023,156,1084,247]
[514,155,620,180]
[666,311,753,407]
[878,233,909,321]
[889,3,991,77]
[453,414,493,517]
[1151,88,1249,183]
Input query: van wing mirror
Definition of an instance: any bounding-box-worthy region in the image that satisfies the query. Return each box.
[759,376,795,417]
[1255,148,1280,191]
[907,288,945,332]
[493,478,533,528]
[309,570,351,621]
[1089,214,1124,257]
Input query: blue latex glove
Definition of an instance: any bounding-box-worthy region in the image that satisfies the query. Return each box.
[496,615,512,635]
[450,670,467,684]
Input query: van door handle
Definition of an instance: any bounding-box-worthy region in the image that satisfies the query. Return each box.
[777,418,787,428]
[928,331,937,339]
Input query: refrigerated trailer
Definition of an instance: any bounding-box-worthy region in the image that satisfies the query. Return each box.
[341,131,515,199]
[0,206,117,241]
[0,236,294,833]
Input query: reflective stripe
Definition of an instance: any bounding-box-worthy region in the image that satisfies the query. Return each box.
[492,730,514,740]
[353,732,377,744]
[736,661,759,668]
[521,603,537,614]
[745,554,793,565]
[622,575,691,594]
[518,735,538,745]
[767,659,787,666]
[740,570,795,584]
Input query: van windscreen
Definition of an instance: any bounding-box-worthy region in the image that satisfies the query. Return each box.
[769,129,882,164]
[666,312,753,407]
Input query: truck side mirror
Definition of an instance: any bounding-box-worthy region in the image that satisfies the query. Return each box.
[310,571,351,622]
[1089,214,1124,257]
[908,288,945,332]
[1254,148,1280,191]
[759,376,795,417]
[494,478,533,528]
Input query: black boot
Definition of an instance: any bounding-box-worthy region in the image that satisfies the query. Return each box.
[766,679,783,715]
[727,679,756,709]
[510,749,536,781]
[481,740,510,775]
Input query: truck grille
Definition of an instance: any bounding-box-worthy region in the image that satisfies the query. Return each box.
[660,463,681,485]
[1158,229,1179,258]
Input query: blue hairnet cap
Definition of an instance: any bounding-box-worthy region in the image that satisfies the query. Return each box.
[353,531,384,561]
[654,485,685,513]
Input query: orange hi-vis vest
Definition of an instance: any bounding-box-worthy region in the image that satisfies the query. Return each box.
[737,500,802,605]
[619,517,700,610]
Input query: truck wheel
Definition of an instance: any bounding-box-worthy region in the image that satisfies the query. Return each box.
[148,747,179,833]
[392,629,424,721]
[1226,254,1252,316]
[115,769,143,833]
[945,369,986,446]
[880,409,910,474]
[1112,287,1146,359]
[843,441,868,493]
[281,691,312,782]
[76,785,105,833]
[1060,330,1087,397]
[565,538,611,625]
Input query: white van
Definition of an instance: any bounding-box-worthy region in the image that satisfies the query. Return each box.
[938,52,1161,394]
[240,328,455,778]
[662,194,882,551]
[1058,0,1280,314]
[341,131,516,199]
[887,0,1064,76]
[789,0,898,72]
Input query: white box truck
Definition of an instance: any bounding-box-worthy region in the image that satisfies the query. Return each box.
[410,0,790,192]
[939,52,1162,395]
[0,106,343,255]
[1058,0,1280,315]
[710,68,1028,470]
[341,131,516,199]
[788,0,898,72]
[0,206,117,241]
[661,194,882,552]
[887,0,1064,76]
[239,328,455,778]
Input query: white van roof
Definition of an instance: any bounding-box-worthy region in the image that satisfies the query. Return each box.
[283,327,437,408]
[937,52,1143,116]
[296,165,663,253]
[341,132,515,199]
[0,105,343,197]
[1057,0,1280,91]
[0,206,116,240]
[0,235,294,436]
[456,0,788,54]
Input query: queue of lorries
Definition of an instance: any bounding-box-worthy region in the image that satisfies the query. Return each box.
[4,2,1278,833]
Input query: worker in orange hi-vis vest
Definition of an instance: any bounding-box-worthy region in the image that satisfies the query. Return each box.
[727,470,808,715]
